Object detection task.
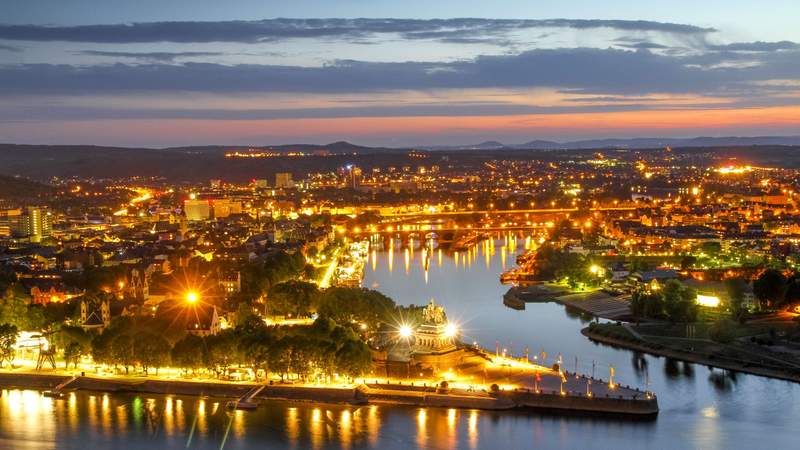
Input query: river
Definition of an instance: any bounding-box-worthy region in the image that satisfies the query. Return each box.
[0,234,797,449]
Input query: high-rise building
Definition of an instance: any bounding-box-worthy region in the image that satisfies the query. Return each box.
[275,172,294,189]
[11,206,52,242]
[350,166,362,189]
[0,207,21,237]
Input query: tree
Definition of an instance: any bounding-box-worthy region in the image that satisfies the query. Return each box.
[753,269,787,308]
[204,329,241,378]
[680,256,697,270]
[630,289,664,320]
[289,337,313,380]
[63,341,83,369]
[783,274,800,306]
[630,259,652,273]
[267,338,292,381]
[110,334,135,375]
[335,340,372,380]
[0,283,50,331]
[171,334,206,374]
[237,317,273,380]
[661,280,698,323]
[135,333,171,375]
[90,328,114,366]
[317,288,395,328]
[90,316,134,367]
[0,323,18,367]
[725,278,748,321]
[699,242,722,257]
[268,280,321,317]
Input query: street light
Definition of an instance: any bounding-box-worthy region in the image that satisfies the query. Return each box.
[444,322,459,338]
[186,291,199,304]
[398,325,413,339]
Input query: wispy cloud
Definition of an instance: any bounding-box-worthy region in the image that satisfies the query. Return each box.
[77,50,224,62]
[0,43,21,52]
[707,40,799,51]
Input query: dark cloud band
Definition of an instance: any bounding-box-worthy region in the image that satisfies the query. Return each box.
[1,47,796,97]
[0,18,715,44]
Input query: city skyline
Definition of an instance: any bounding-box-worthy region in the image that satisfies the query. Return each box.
[1,0,799,146]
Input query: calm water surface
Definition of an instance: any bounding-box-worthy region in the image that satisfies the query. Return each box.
[1,234,797,449]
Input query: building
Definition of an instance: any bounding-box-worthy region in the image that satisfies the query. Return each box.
[184,199,211,221]
[81,299,111,331]
[340,165,362,189]
[0,207,21,237]
[28,282,84,305]
[219,270,241,298]
[9,207,52,242]
[275,172,294,189]
[186,305,221,336]
[210,198,242,219]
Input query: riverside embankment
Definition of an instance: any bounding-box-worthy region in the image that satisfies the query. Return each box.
[0,371,658,416]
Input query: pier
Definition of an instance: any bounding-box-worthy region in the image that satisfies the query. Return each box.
[42,375,78,398]
[227,384,265,410]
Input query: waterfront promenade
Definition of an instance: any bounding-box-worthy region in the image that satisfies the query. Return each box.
[0,364,657,416]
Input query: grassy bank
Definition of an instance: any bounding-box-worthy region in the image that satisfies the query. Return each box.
[583,323,800,383]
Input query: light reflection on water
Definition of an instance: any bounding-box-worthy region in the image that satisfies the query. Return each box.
[0,232,798,449]
[364,233,800,449]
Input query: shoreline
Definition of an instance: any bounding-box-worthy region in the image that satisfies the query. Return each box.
[581,327,800,384]
[0,371,657,416]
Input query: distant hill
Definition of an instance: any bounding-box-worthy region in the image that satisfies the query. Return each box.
[0,142,412,182]
[423,135,800,150]
[163,141,388,155]
[4,137,800,182]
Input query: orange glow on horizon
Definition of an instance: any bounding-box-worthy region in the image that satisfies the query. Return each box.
[16,105,800,144]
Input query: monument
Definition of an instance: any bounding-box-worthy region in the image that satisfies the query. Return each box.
[412,299,457,354]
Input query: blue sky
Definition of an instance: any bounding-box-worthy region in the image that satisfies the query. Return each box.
[0,0,799,146]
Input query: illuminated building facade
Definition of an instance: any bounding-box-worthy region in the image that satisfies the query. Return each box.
[275,172,294,189]
[7,206,52,242]
[184,199,211,221]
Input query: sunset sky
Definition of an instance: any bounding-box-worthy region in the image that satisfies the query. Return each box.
[1,0,799,147]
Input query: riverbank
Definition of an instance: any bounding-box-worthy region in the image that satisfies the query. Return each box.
[0,370,658,416]
[582,325,800,384]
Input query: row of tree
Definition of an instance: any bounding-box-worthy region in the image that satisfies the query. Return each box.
[77,314,372,381]
[630,280,699,323]
[534,245,607,289]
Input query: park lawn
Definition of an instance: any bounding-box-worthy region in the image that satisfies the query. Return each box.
[586,323,637,341]
[634,321,791,340]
